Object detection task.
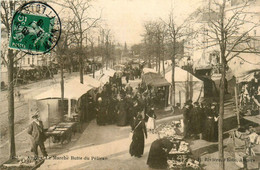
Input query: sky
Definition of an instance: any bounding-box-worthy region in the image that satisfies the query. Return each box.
[47,0,203,46]
[93,0,203,45]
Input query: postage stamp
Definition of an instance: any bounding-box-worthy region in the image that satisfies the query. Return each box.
[9,1,61,55]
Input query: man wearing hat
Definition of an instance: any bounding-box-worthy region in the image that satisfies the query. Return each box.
[183,101,191,139]
[27,109,48,158]
[190,102,201,138]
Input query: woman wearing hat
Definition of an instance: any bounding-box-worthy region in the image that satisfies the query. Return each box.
[129,114,147,158]
[27,110,48,158]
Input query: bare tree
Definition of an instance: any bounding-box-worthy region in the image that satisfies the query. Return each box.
[54,0,101,83]
[1,1,20,159]
[163,11,195,106]
[204,0,260,169]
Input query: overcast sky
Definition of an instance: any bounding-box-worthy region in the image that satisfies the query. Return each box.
[50,0,203,46]
[94,0,203,45]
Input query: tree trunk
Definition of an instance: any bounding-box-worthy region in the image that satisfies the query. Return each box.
[7,49,16,159]
[171,57,175,106]
[219,57,226,170]
[60,57,65,119]
[79,56,83,84]
[162,56,165,77]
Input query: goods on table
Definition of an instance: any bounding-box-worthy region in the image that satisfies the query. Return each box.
[156,120,201,169]
[156,120,183,140]
[167,157,200,169]
[169,141,190,154]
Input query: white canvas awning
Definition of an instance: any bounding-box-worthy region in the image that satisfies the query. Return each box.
[69,75,101,88]
[228,52,260,81]
[34,81,93,100]
[165,67,204,106]
[143,68,157,74]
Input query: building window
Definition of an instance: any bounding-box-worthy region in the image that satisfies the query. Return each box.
[23,58,25,64]
[32,57,34,64]
[28,58,30,65]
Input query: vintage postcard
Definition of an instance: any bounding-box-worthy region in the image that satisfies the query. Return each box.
[1,0,260,169]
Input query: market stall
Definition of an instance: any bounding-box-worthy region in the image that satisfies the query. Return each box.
[32,80,94,144]
[142,72,170,108]
[165,67,204,108]
[155,120,201,169]
[98,68,116,84]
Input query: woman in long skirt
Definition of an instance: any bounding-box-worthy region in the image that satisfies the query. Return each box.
[129,114,147,158]
[146,107,157,133]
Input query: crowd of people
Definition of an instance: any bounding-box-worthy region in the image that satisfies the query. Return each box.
[78,73,157,129]
[182,100,219,142]
[239,74,260,116]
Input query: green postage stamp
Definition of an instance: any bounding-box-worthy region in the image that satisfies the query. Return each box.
[9,1,61,55]
[9,13,54,53]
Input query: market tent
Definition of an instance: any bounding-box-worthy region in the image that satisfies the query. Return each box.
[103,68,116,77]
[143,68,157,74]
[142,72,170,87]
[228,53,260,83]
[69,75,101,88]
[33,81,94,127]
[97,68,116,84]
[165,67,204,106]
[99,74,110,84]
[34,81,93,100]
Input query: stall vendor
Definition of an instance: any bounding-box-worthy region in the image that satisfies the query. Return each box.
[147,138,173,169]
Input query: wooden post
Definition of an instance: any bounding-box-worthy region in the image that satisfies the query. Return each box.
[234,86,240,128]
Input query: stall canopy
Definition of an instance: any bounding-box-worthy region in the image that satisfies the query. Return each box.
[103,68,116,77]
[69,75,101,88]
[143,68,157,74]
[165,67,204,106]
[34,81,93,100]
[142,72,170,87]
[98,68,116,84]
[228,52,260,83]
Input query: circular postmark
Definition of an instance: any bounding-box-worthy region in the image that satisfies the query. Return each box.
[9,1,61,55]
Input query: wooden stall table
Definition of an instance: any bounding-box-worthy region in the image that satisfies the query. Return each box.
[46,122,78,146]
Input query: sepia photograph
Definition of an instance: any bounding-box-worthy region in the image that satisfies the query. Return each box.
[0,0,260,169]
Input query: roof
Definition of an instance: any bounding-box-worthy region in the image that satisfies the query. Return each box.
[142,72,170,87]
[69,75,101,88]
[165,67,202,82]
[228,52,260,78]
[34,81,93,100]
[143,68,157,74]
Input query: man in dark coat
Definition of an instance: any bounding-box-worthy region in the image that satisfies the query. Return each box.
[190,102,201,138]
[27,110,48,158]
[96,97,107,125]
[147,138,173,169]
[117,97,128,126]
[183,102,191,139]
